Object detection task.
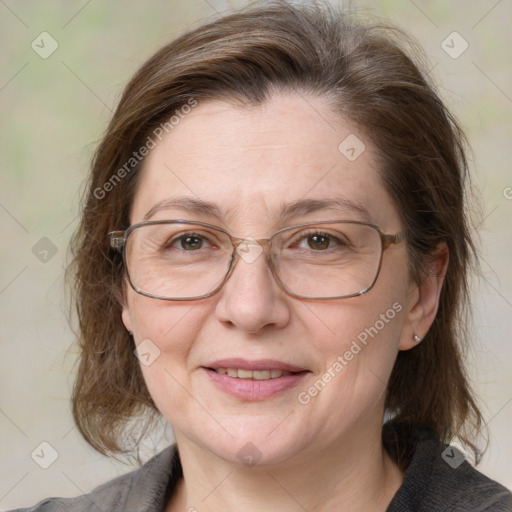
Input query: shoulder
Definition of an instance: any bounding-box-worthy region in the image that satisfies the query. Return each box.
[8,445,180,512]
[384,422,512,512]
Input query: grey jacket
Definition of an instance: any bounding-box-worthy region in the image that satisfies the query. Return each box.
[10,423,512,511]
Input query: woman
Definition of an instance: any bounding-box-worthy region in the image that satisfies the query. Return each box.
[13,1,511,511]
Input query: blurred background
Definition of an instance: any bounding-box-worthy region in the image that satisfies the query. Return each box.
[1,0,511,508]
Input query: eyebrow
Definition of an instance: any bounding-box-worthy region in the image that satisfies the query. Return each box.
[144,197,222,221]
[143,195,371,223]
[276,197,371,222]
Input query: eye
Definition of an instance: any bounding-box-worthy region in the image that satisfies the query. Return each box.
[294,231,347,251]
[166,232,212,251]
[305,233,333,250]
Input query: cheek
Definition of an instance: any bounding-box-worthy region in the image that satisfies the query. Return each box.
[126,293,206,386]
[297,298,405,431]
[304,293,405,360]
[125,294,213,420]
[300,272,407,395]
[127,292,203,348]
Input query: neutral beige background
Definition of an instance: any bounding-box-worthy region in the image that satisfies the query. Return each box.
[1,0,511,509]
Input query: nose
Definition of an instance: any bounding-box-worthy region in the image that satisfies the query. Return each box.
[214,248,291,333]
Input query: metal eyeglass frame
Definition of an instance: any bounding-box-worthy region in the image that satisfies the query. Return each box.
[109,219,407,301]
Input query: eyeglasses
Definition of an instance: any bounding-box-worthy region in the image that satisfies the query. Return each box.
[109,220,406,301]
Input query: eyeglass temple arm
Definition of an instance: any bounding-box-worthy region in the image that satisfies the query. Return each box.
[108,231,126,253]
[382,231,407,249]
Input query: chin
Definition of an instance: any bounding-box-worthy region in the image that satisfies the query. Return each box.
[189,419,314,469]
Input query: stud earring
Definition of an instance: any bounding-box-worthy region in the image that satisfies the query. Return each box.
[413,334,422,343]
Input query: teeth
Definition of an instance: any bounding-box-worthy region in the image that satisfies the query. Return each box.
[253,370,270,380]
[213,368,293,379]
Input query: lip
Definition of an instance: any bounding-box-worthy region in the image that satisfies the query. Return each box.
[204,358,307,372]
[201,358,310,401]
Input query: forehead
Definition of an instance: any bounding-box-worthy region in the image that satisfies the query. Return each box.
[130,92,401,234]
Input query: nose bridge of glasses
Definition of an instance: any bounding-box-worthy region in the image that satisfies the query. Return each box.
[229,235,274,268]
[227,229,270,250]
[224,236,288,302]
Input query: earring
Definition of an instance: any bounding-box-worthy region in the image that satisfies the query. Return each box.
[413,334,422,343]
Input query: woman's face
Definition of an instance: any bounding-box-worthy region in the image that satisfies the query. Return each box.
[122,92,419,466]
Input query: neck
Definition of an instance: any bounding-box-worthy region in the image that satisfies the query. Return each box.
[168,420,403,512]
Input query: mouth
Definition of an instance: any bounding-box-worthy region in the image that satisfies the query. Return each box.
[208,368,297,380]
[201,358,310,400]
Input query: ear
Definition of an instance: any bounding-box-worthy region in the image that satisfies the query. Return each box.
[399,242,449,351]
[121,300,133,334]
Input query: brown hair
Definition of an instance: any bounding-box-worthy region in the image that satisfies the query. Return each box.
[69,1,483,460]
